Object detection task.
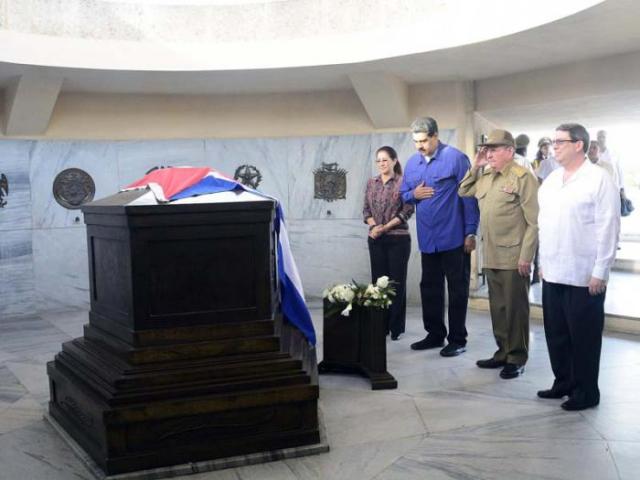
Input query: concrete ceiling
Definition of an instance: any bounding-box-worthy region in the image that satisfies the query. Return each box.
[0,0,639,96]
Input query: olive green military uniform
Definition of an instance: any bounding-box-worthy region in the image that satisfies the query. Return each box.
[459,161,539,365]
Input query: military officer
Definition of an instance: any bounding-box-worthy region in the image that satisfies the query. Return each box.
[459,129,539,379]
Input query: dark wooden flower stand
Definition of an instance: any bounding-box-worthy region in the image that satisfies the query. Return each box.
[318,301,397,390]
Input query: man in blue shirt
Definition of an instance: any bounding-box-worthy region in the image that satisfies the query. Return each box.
[400,117,480,357]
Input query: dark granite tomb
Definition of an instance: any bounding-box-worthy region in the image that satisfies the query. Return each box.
[47,190,320,475]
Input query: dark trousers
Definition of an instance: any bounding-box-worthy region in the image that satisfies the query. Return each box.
[485,269,530,365]
[368,235,411,336]
[420,246,470,346]
[542,281,605,403]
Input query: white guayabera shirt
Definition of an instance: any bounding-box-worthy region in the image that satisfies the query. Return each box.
[538,159,621,287]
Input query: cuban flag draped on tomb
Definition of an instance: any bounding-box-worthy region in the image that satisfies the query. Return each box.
[122,167,316,345]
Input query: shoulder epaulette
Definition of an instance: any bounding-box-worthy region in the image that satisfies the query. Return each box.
[511,164,527,178]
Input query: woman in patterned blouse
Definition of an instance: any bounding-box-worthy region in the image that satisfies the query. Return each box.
[363,146,415,340]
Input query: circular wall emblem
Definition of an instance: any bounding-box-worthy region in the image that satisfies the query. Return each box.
[52,168,96,210]
[234,164,263,189]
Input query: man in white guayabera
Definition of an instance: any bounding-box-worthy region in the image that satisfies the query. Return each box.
[537,123,620,411]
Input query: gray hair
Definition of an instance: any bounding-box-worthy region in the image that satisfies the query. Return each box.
[556,123,589,154]
[411,117,439,136]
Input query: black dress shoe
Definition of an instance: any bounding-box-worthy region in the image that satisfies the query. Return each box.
[537,388,570,399]
[391,333,400,341]
[440,343,466,357]
[499,363,524,379]
[476,358,506,369]
[410,336,444,350]
[561,397,599,411]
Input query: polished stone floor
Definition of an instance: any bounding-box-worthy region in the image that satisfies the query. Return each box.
[1,304,639,480]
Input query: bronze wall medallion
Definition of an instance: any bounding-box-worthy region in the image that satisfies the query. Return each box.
[0,173,8,208]
[234,165,262,189]
[313,162,347,202]
[53,168,96,210]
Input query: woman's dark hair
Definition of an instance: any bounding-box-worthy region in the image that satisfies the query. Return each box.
[376,146,402,175]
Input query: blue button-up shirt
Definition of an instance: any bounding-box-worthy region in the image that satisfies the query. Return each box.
[400,142,479,253]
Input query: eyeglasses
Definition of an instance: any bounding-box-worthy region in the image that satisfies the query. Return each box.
[551,139,578,146]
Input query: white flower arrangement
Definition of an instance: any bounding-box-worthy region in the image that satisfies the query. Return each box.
[323,276,396,316]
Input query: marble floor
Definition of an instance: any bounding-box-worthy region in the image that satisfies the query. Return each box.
[1,304,639,480]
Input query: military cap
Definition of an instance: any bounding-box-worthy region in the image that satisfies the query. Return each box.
[479,129,515,148]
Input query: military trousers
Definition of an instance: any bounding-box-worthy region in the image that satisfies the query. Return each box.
[485,268,530,365]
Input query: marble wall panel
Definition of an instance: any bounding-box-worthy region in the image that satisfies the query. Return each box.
[0,230,34,320]
[286,134,376,220]
[288,218,422,303]
[0,140,33,231]
[204,138,290,214]
[116,139,207,188]
[286,130,457,221]
[1,131,461,316]
[29,141,119,228]
[287,219,371,298]
[32,228,89,313]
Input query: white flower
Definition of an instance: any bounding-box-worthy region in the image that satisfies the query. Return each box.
[322,288,330,298]
[342,287,355,303]
[376,276,389,288]
[341,303,353,316]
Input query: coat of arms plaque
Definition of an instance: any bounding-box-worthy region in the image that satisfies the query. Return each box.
[313,162,347,202]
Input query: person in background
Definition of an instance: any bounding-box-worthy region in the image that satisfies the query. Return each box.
[363,146,414,340]
[534,137,560,182]
[588,140,615,179]
[531,136,553,283]
[537,123,620,411]
[514,134,535,174]
[459,129,538,379]
[597,130,628,206]
[400,117,479,357]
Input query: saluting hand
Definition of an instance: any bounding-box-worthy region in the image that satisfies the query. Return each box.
[414,182,435,200]
[473,147,489,170]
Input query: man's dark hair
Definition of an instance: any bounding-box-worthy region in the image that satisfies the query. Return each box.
[410,117,439,136]
[556,123,590,154]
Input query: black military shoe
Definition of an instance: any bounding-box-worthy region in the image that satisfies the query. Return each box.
[499,363,524,379]
[476,358,506,369]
